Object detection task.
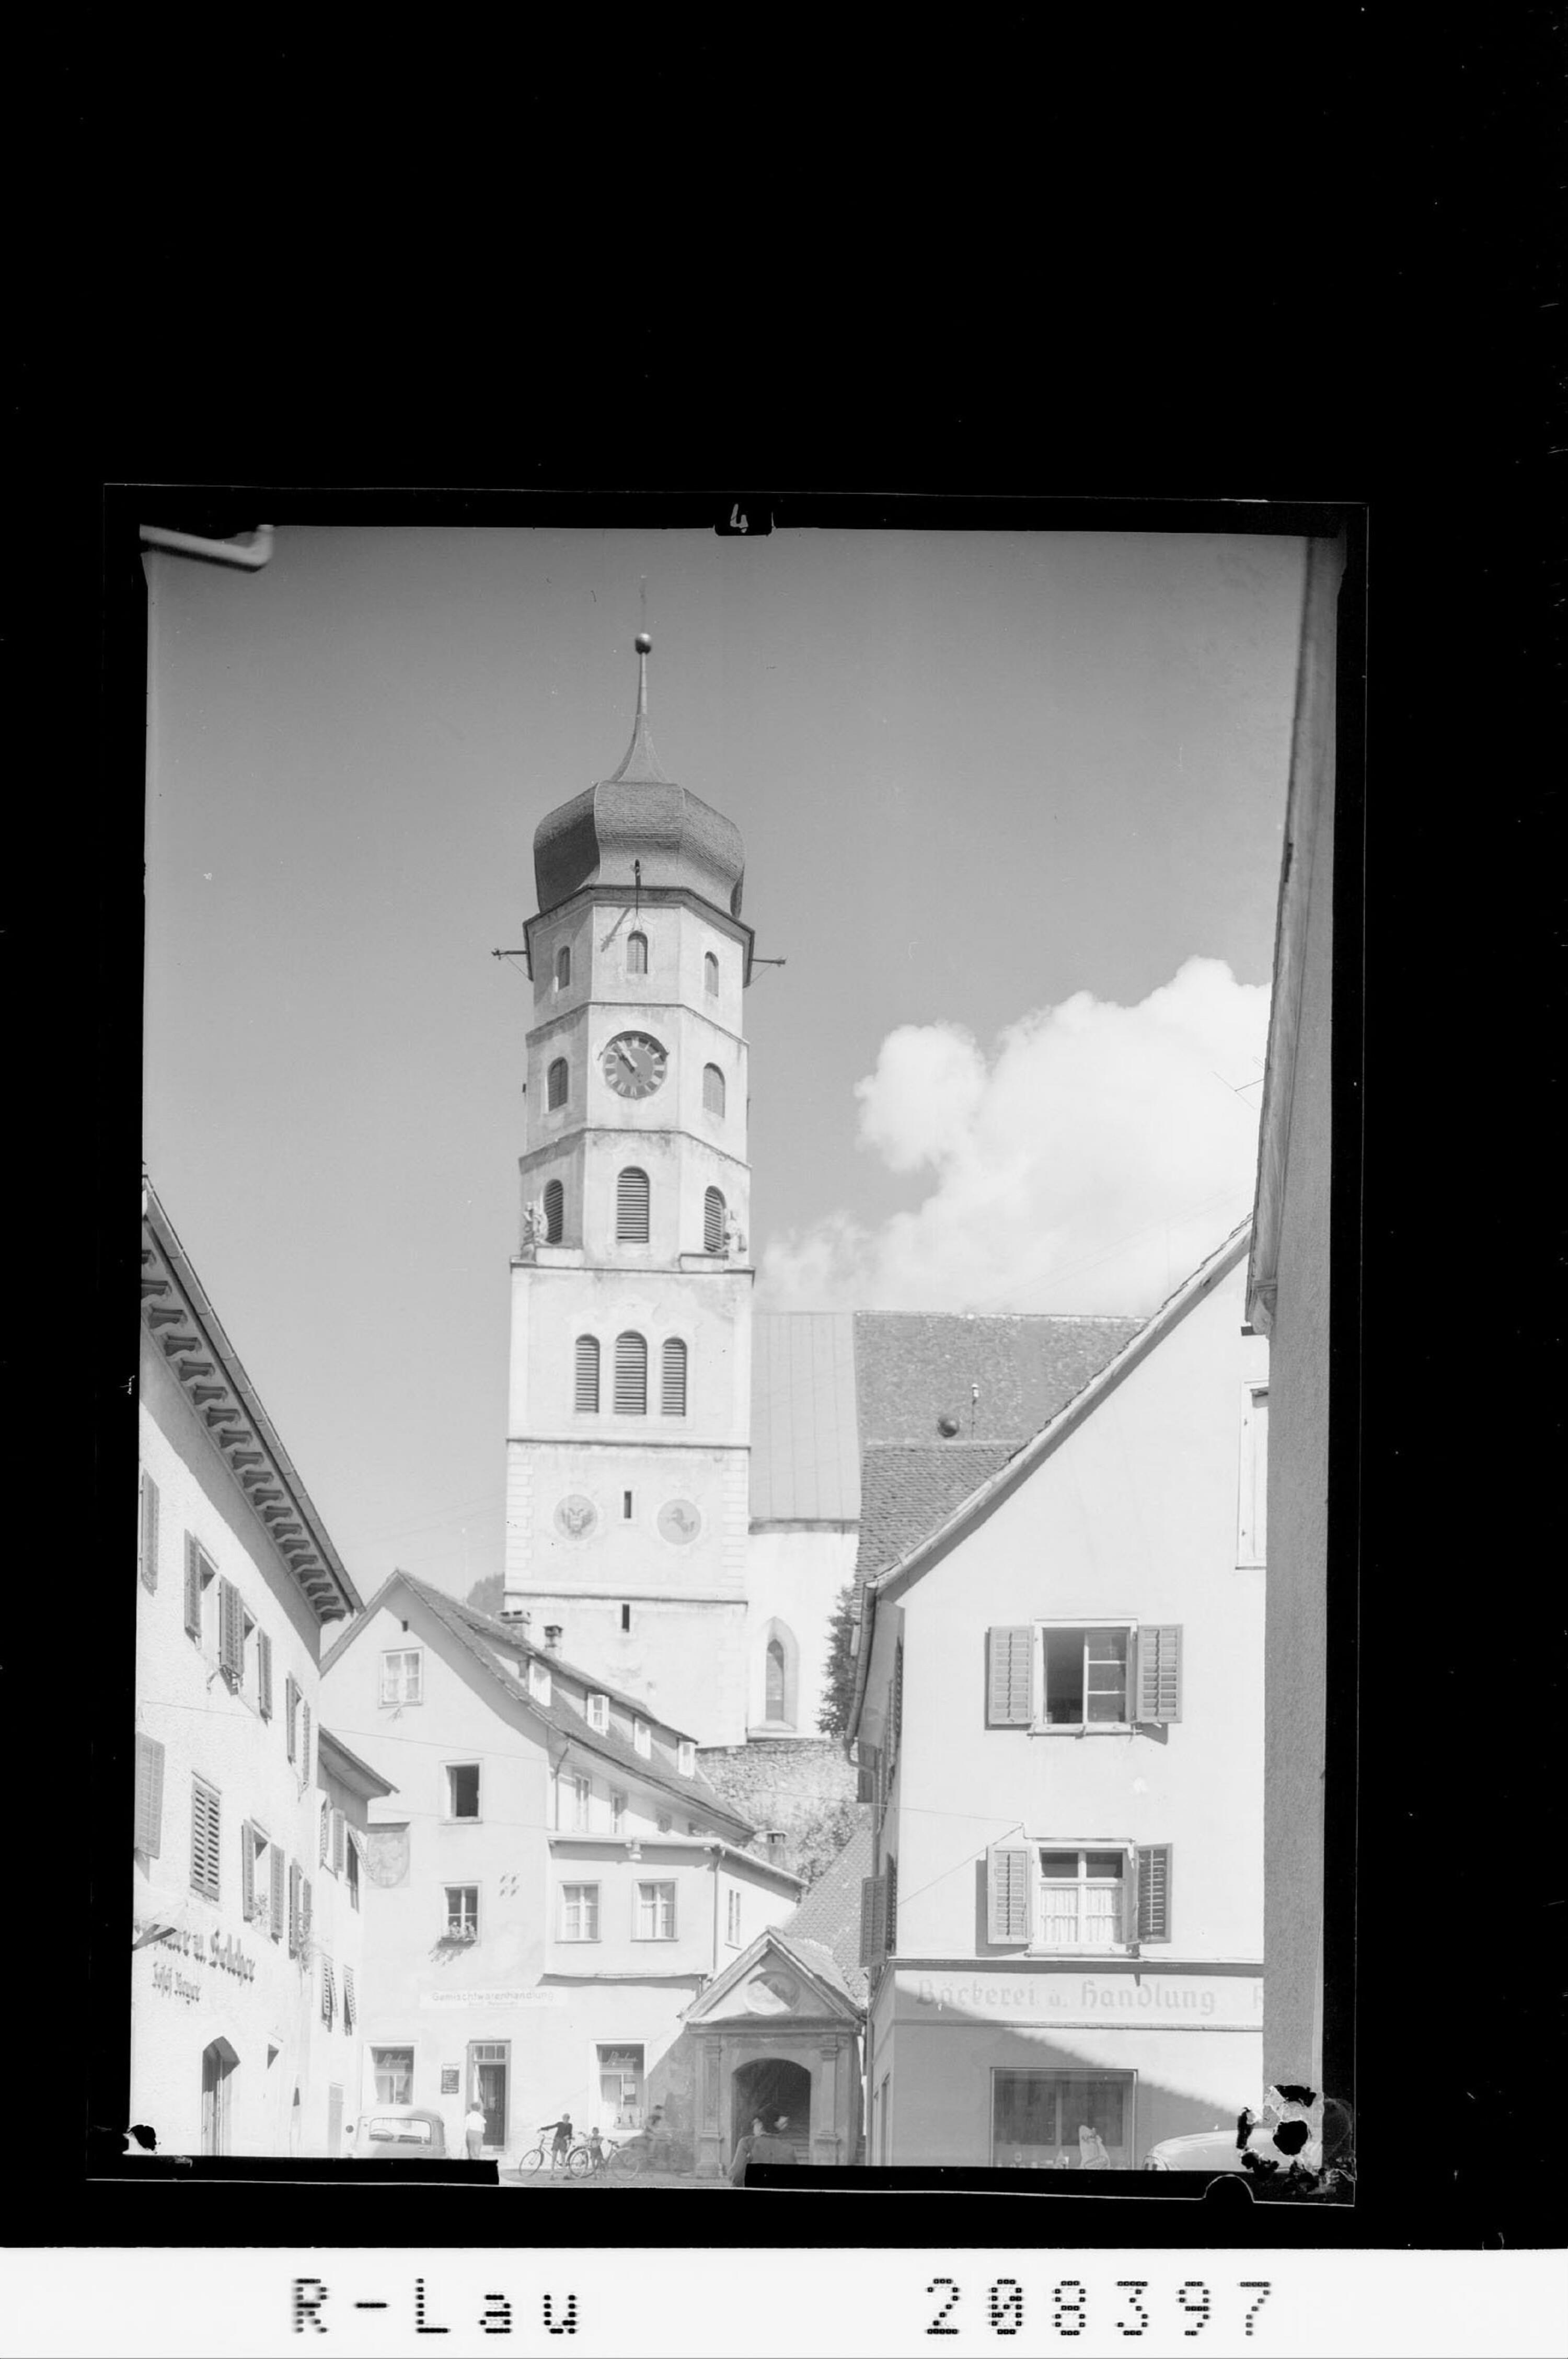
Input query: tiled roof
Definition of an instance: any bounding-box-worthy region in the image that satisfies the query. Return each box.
[781,1823,874,2006]
[852,1311,1146,1446]
[851,1443,1020,1616]
[328,1572,755,1842]
[750,1312,860,1520]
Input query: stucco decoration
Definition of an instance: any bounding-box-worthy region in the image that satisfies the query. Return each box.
[741,1968,801,2015]
[658,1499,701,1545]
[555,1495,598,1539]
[362,1826,411,1887]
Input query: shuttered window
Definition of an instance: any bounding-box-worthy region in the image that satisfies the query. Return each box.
[218,1578,245,1686]
[134,1733,165,1857]
[885,1855,899,1952]
[704,1187,725,1253]
[859,1873,888,1969]
[543,1180,564,1243]
[302,1875,313,1949]
[139,1471,160,1593]
[301,1701,313,1787]
[321,1956,336,2026]
[242,1820,257,1919]
[183,1534,205,1638]
[574,1335,601,1412]
[702,1062,725,1117]
[332,1810,347,1875]
[615,1167,650,1242]
[190,1778,221,1901]
[614,1332,648,1415]
[1135,1626,1183,1723]
[986,1627,1035,1726]
[986,1841,1032,1945]
[1136,1845,1173,1943]
[627,930,648,975]
[547,1057,569,1110]
[270,1843,285,1942]
[257,1630,273,1720]
[661,1336,687,1417]
[285,1675,299,1762]
[289,1860,302,1955]
[704,951,719,996]
[343,1965,356,2029]
[320,1796,331,1864]
[891,1643,904,1762]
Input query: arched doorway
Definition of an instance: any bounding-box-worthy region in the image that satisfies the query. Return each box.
[732,2056,812,2156]
[200,2037,239,2155]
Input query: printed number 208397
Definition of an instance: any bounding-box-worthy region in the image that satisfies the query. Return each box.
[925,2277,1273,2339]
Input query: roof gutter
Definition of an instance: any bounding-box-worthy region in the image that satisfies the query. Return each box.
[845,1219,1253,1749]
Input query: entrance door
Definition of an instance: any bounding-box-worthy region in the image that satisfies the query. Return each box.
[731,2057,812,2160]
[467,2041,509,2149]
[200,2039,238,2155]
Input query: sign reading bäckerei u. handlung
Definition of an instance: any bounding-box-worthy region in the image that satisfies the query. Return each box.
[895,1967,1263,2025]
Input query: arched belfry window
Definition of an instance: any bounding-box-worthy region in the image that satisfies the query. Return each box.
[627,931,648,976]
[704,951,719,997]
[616,1167,650,1243]
[702,1063,725,1118]
[543,1180,564,1244]
[574,1336,599,1413]
[661,1337,688,1417]
[547,1058,569,1111]
[704,1187,726,1254]
[762,1621,799,1727]
[614,1332,648,1416]
[555,945,571,991]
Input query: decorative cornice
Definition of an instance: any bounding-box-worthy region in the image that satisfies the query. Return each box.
[141,1184,361,1627]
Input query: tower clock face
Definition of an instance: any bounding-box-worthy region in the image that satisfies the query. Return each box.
[601,1031,668,1100]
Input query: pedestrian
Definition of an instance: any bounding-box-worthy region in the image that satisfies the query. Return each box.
[1076,2123,1111,2170]
[539,2113,574,2171]
[464,2098,487,2160]
[729,2112,766,2185]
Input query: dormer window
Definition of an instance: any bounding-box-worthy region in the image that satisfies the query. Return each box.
[555,945,571,991]
[586,1692,609,1734]
[529,1660,552,1705]
[627,931,648,975]
[677,1739,695,1778]
[633,1717,651,1759]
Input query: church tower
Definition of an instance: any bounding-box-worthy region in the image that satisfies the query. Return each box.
[503,638,755,1746]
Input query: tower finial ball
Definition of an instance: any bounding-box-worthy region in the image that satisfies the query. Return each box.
[635,631,652,654]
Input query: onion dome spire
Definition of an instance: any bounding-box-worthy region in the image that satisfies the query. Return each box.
[607,629,670,784]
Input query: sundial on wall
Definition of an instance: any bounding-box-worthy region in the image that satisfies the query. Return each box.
[658,1499,701,1544]
[555,1495,598,1539]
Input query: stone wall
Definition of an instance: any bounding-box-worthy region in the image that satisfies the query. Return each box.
[699,1739,862,1883]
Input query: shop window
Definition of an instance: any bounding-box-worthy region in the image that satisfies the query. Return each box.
[661,1336,688,1416]
[444,1885,479,1940]
[704,1186,725,1253]
[704,951,719,996]
[139,1469,160,1593]
[615,1167,650,1243]
[380,1648,422,1705]
[561,1882,600,1940]
[627,930,648,975]
[543,1180,564,1243]
[991,2070,1133,2169]
[614,1332,648,1415]
[547,1057,569,1111]
[702,1062,725,1117]
[445,1763,481,1819]
[373,2048,414,2105]
[574,1334,600,1412]
[635,1881,676,1940]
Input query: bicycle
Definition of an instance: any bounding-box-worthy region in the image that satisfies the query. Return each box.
[516,2140,575,2176]
[566,2135,643,2178]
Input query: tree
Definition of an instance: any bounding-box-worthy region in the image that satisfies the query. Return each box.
[817,1582,860,1739]
[465,1572,504,1619]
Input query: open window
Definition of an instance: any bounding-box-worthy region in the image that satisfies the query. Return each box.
[986,1622,1182,1730]
[445,1763,481,1820]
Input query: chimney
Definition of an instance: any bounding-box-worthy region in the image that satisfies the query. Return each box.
[764,1830,788,1864]
[499,1607,531,1630]
[543,1624,563,1654]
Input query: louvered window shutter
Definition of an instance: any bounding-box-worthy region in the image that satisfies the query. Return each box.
[344,1965,355,2029]
[892,1644,905,1757]
[134,1733,165,1858]
[614,1332,648,1415]
[1135,1845,1172,1942]
[986,1841,1032,1945]
[704,1187,725,1252]
[191,1780,221,1900]
[270,1843,285,1940]
[661,1337,687,1416]
[139,1473,160,1593]
[285,1676,298,1762]
[289,1861,301,1955]
[1136,1626,1183,1723]
[302,1876,313,1949]
[258,1631,273,1720]
[986,1627,1035,1726]
[574,1334,600,1412]
[183,1534,202,1636]
[885,1856,898,1952]
[544,1180,564,1243]
[241,1822,256,1917]
[321,1957,335,2024]
[218,1579,241,1681]
[333,1811,346,1875]
[301,1701,312,1785]
[859,1873,888,1968]
[616,1167,650,1242]
[319,1797,330,1864]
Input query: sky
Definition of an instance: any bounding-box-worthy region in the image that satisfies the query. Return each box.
[143,522,1306,1608]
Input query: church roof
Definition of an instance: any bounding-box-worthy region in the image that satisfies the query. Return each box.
[532,638,746,920]
[750,1312,860,1520]
[780,1822,873,2006]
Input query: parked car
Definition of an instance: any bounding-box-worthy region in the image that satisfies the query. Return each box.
[1142,2127,1247,2172]
[352,2106,448,2157]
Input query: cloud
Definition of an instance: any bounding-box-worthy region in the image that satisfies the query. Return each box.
[757,957,1270,1316]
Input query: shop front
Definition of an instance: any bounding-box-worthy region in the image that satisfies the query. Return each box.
[131,1895,303,2156]
[872,1963,1264,2168]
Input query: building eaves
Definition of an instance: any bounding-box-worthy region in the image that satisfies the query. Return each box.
[846,1222,1253,1748]
[141,1182,361,1626]
[317,1725,397,1800]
